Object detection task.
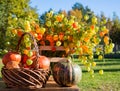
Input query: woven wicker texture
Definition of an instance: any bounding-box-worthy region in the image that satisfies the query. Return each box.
[1,68,50,88]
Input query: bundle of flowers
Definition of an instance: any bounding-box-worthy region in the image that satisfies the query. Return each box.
[4,11,114,75]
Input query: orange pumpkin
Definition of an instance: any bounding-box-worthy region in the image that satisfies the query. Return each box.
[2,52,21,65]
[38,56,50,70]
[6,61,20,69]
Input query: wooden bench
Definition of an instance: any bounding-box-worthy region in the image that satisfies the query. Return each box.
[39,46,67,62]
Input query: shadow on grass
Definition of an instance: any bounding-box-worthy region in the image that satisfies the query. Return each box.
[0,77,6,89]
[0,77,2,80]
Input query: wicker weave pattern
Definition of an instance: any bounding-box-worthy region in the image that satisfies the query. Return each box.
[1,68,50,88]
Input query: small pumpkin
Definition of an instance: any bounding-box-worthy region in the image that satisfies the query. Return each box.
[6,61,20,69]
[52,59,82,87]
[37,56,50,70]
[2,52,21,65]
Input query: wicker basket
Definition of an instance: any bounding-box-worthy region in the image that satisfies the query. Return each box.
[1,32,51,89]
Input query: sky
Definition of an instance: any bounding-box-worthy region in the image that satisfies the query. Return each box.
[30,0,120,19]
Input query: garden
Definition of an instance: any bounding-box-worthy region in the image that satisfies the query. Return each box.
[0,0,120,91]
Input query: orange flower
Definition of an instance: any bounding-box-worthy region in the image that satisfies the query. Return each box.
[90,25,95,30]
[40,41,45,46]
[99,31,105,37]
[81,45,88,54]
[84,37,90,42]
[37,33,43,40]
[104,29,109,34]
[12,29,17,35]
[104,36,109,45]
[56,16,62,22]
[17,30,23,37]
[30,31,38,38]
[35,28,41,34]
[59,32,64,40]
[46,35,53,42]
[53,35,59,41]
[23,49,29,55]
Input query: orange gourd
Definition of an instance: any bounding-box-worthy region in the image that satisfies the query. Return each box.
[2,52,21,65]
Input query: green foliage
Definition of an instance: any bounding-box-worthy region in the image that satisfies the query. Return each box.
[72,2,85,13]
[110,16,120,45]
[0,0,39,53]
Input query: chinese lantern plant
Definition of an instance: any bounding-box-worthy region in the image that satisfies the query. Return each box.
[17,33,50,70]
[39,11,114,75]
[4,19,46,55]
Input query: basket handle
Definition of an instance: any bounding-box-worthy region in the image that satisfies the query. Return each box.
[16,32,40,69]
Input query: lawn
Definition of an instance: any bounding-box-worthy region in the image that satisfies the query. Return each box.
[0,58,3,77]
[0,58,120,91]
[77,58,120,91]
[78,72,120,91]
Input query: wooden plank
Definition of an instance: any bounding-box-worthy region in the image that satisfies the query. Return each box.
[39,46,68,62]
[0,85,80,91]
[39,46,65,55]
[0,76,80,91]
[39,46,65,51]
[49,57,67,62]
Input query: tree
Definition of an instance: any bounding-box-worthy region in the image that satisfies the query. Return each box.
[109,14,120,52]
[69,9,83,22]
[68,2,84,22]
[72,2,85,14]
[69,3,96,23]
[110,13,120,45]
[0,0,39,52]
[84,6,94,15]
[106,18,112,31]
[39,8,54,25]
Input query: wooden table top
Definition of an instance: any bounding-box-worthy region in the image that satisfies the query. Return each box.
[0,76,80,91]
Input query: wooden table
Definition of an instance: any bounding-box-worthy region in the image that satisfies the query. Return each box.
[0,76,80,91]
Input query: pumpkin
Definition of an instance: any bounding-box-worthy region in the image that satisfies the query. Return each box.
[2,52,21,65]
[52,59,82,87]
[37,56,50,70]
[6,61,20,69]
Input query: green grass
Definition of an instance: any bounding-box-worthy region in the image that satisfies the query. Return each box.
[76,58,120,91]
[78,72,120,91]
[81,65,120,71]
[74,59,120,72]
[0,58,120,90]
[0,58,3,77]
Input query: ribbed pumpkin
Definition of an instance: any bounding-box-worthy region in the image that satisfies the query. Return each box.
[52,59,82,87]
